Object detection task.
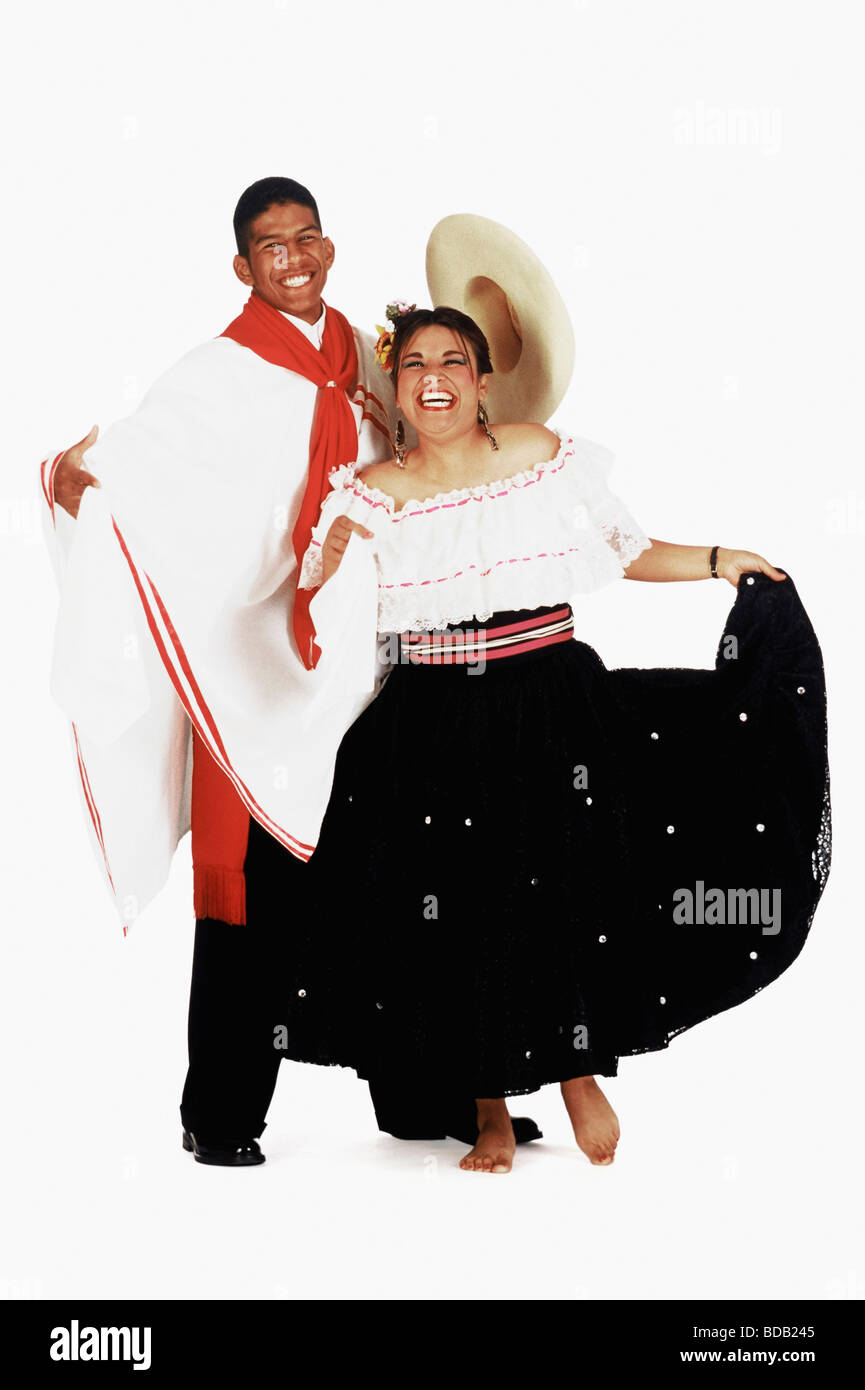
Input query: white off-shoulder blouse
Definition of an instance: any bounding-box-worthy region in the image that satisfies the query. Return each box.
[299,428,652,633]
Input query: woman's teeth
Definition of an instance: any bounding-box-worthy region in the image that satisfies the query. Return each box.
[281,273,313,288]
[420,392,454,409]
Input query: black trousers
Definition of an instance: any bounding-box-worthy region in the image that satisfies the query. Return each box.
[179,818,478,1141]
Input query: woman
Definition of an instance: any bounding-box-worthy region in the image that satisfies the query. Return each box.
[285,305,829,1175]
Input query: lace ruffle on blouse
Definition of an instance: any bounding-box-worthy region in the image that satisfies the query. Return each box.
[299,429,652,632]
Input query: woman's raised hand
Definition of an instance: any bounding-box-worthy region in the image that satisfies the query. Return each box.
[716,548,787,588]
[321,515,374,583]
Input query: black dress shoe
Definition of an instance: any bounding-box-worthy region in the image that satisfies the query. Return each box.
[182,1130,265,1166]
[368,1099,543,1145]
[366,1075,543,1145]
[515,1117,543,1144]
[443,1107,543,1147]
[375,1115,543,1144]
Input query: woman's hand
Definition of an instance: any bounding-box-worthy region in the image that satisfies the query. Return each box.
[321,515,374,583]
[716,547,787,588]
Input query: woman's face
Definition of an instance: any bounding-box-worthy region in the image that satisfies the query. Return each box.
[396,325,488,444]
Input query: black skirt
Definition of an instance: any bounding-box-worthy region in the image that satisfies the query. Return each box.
[259,569,830,1099]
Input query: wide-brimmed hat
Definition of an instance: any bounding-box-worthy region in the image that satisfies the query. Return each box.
[425,213,575,424]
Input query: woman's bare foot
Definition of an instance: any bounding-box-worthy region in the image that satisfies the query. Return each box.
[560,1076,620,1165]
[458,1098,516,1174]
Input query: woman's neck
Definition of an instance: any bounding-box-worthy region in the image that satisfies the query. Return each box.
[407,426,489,484]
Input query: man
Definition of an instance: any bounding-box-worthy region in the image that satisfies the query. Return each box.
[43,177,541,1165]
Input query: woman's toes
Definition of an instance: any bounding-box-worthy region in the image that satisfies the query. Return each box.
[458,1124,516,1175]
[561,1077,621,1166]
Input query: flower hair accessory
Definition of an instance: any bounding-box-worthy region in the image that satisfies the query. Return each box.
[374,300,417,372]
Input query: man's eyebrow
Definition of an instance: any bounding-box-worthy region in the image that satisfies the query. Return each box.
[254,225,320,243]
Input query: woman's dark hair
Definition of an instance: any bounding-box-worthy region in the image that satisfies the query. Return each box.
[233,177,322,258]
[391,306,493,392]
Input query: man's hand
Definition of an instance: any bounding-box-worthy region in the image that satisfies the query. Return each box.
[53,425,101,519]
[322,515,373,583]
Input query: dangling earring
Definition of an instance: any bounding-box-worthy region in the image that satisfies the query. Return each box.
[395,418,407,468]
[478,401,499,452]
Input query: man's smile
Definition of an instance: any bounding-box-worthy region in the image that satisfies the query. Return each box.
[279,272,315,289]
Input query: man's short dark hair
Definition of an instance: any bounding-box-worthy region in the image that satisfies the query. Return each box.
[233,177,322,258]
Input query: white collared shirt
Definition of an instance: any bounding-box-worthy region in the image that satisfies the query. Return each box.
[279,303,326,349]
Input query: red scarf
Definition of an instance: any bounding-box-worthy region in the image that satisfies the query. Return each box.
[221,290,359,669]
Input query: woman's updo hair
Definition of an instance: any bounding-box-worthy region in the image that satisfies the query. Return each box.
[390,305,494,393]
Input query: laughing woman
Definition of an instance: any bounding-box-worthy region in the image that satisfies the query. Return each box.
[290,305,830,1175]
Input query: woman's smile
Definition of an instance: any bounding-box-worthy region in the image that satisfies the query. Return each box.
[418,379,457,411]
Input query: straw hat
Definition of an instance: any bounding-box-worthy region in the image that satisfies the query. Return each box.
[425,213,575,424]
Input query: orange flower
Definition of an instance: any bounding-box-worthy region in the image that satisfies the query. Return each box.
[374,327,395,372]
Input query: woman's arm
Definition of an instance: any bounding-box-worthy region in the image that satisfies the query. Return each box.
[624,540,787,588]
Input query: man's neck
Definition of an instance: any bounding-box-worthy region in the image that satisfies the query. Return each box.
[283,304,324,327]
[253,290,324,327]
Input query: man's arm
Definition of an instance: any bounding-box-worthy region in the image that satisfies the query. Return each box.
[52,425,101,518]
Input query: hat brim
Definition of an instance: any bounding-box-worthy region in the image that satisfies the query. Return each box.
[425,213,575,424]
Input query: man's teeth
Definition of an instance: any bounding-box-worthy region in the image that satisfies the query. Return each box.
[281,274,313,288]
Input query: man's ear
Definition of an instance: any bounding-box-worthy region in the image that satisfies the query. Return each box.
[322,236,335,271]
[233,254,254,287]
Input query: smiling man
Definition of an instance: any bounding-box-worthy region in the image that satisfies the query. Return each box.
[235,195,335,321]
[42,176,541,1166]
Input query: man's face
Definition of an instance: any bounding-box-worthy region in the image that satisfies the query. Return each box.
[233,201,335,323]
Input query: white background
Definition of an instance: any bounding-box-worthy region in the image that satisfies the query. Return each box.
[2,0,862,1301]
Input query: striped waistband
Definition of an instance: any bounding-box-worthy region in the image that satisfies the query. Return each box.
[398,606,574,664]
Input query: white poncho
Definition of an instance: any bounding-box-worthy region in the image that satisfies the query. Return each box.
[42,330,395,932]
